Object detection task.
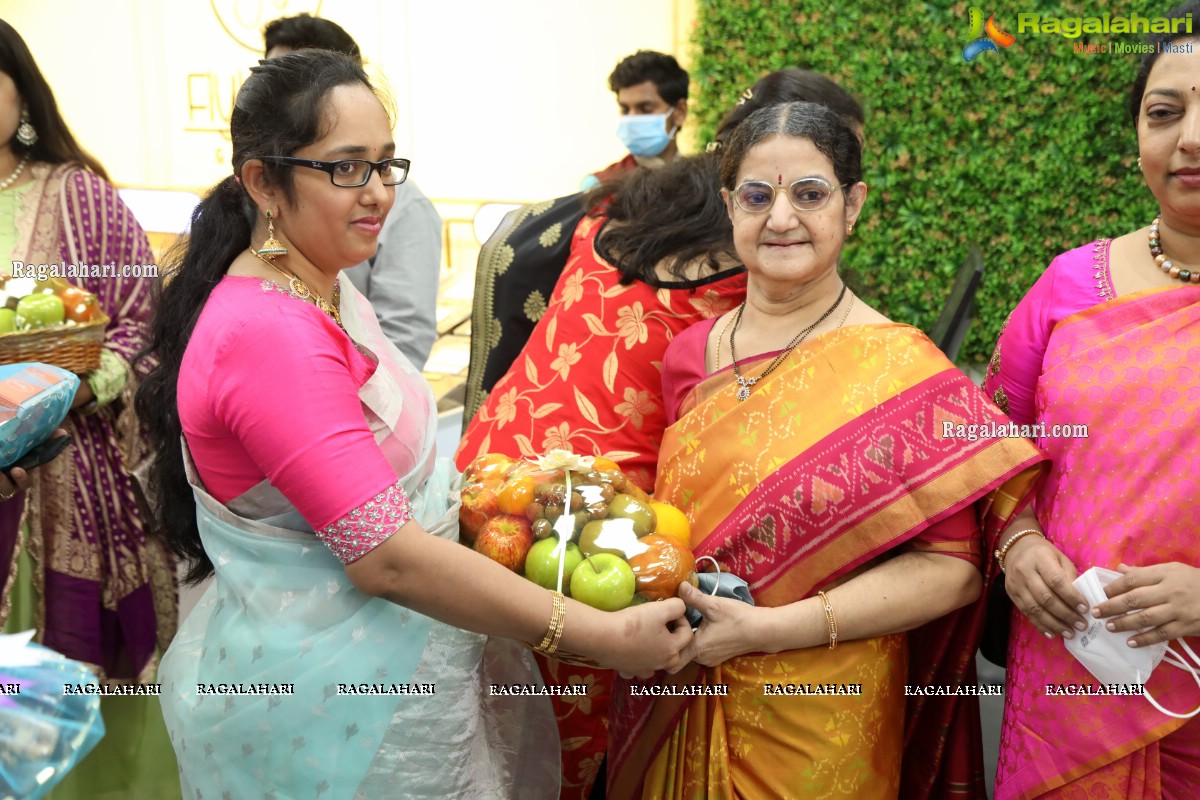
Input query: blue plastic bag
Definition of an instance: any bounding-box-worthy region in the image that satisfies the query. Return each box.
[0,631,105,799]
[0,363,78,470]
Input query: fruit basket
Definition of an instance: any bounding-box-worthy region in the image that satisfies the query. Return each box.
[0,277,108,374]
[460,450,698,666]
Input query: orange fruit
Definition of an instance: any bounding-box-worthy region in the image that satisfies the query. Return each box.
[649,502,692,548]
[498,475,537,515]
[591,456,623,474]
[627,534,696,601]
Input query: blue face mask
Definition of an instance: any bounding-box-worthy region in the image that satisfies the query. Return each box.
[616,109,678,158]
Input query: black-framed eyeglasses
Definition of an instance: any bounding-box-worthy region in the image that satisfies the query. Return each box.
[259,156,411,187]
[731,177,848,213]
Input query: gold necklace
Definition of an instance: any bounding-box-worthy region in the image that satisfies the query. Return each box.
[713,311,738,371]
[249,249,344,329]
[837,293,855,327]
[729,284,848,401]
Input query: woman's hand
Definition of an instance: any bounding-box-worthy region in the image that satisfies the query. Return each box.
[603,598,693,678]
[1092,562,1200,647]
[1003,534,1089,639]
[0,428,70,501]
[0,467,29,501]
[675,582,770,668]
[70,380,95,410]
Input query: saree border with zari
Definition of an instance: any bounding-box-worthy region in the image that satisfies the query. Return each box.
[610,323,1046,800]
[993,283,1200,800]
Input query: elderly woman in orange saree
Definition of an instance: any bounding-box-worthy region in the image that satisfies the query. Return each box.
[983,8,1200,798]
[607,101,1046,799]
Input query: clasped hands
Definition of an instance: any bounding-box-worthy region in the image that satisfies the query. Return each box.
[616,583,768,679]
[674,582,770,668]
[1003,534,1200,648]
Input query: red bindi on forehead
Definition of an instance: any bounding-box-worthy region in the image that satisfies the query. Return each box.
[777,174,783,185]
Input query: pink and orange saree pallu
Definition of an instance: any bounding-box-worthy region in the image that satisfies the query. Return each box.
[609,324,1045,800]
[988,284,1200,800]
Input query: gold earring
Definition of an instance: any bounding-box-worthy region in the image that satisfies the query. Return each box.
[254,210,288,260]
[846,224,854,235]
[1137,156,1143,170]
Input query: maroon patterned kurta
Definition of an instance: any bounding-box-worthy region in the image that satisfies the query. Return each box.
[0,161,175,682]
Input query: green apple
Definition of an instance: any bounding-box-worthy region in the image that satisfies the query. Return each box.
[0,308,15,333]
[524,538,583,592]
[608,493,658,536]
[570,554,636,611]
[578,518,646,559]
[14,293,65,330]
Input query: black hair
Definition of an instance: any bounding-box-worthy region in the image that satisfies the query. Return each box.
[608,50,689,105]
[713,69,864,148]
[263,13,361,62]
[0,19,107,178]
[720,101,863,192]
[587,152,737,286]
[1129,1,1200,124]
[135,51,375,584]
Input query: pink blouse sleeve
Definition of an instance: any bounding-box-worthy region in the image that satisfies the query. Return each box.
[982,269,1057,427]
[982,241,1112,427]
[661,318,716,426]
[212,307,412,563]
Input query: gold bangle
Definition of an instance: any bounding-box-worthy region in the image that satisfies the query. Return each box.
[534,591,566,655]
[994,528,1045,573]
[817,590,838,650]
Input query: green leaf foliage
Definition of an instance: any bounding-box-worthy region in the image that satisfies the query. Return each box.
[691,0,1166,362]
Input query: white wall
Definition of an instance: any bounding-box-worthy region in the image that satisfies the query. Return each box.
[0,0,689,204]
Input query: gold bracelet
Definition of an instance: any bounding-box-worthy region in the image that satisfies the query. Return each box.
[546,591,566,655]
[817,590,838,650]
[533,591,566,655]
[994,528,1045,573]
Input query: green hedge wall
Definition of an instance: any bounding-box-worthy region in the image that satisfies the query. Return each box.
[690,0,1168,363]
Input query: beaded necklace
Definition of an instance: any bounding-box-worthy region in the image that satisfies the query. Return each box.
[1148,215,1200,284]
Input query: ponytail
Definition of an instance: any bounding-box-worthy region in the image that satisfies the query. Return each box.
[135,175,253,583]
[135,50,374,584]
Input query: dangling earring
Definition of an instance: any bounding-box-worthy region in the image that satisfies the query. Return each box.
[253,210,288,260]
[846,224,854,235]
[1137,156,1143,170]
[15,106,37,147]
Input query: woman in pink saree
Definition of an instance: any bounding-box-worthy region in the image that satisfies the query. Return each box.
[984,8,1200,797]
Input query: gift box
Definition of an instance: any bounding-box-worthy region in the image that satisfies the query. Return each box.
[0,363,79,470]
[0,631,105,799]
[460,450,698,613]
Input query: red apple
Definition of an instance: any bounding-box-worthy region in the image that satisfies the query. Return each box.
[459,482,500,545]
[474,514,535,572]
[463,453,516,486]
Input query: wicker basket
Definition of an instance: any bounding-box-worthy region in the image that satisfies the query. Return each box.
[0,312,110,374]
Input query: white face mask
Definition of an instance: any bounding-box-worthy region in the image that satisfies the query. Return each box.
[1065,566,1200,719]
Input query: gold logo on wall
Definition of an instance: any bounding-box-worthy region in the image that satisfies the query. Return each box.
[209,0,324,52]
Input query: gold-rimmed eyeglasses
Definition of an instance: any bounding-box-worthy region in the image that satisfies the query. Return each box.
[731,177,848,213]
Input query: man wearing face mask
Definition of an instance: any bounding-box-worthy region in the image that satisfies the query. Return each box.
[580,50,688,190]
